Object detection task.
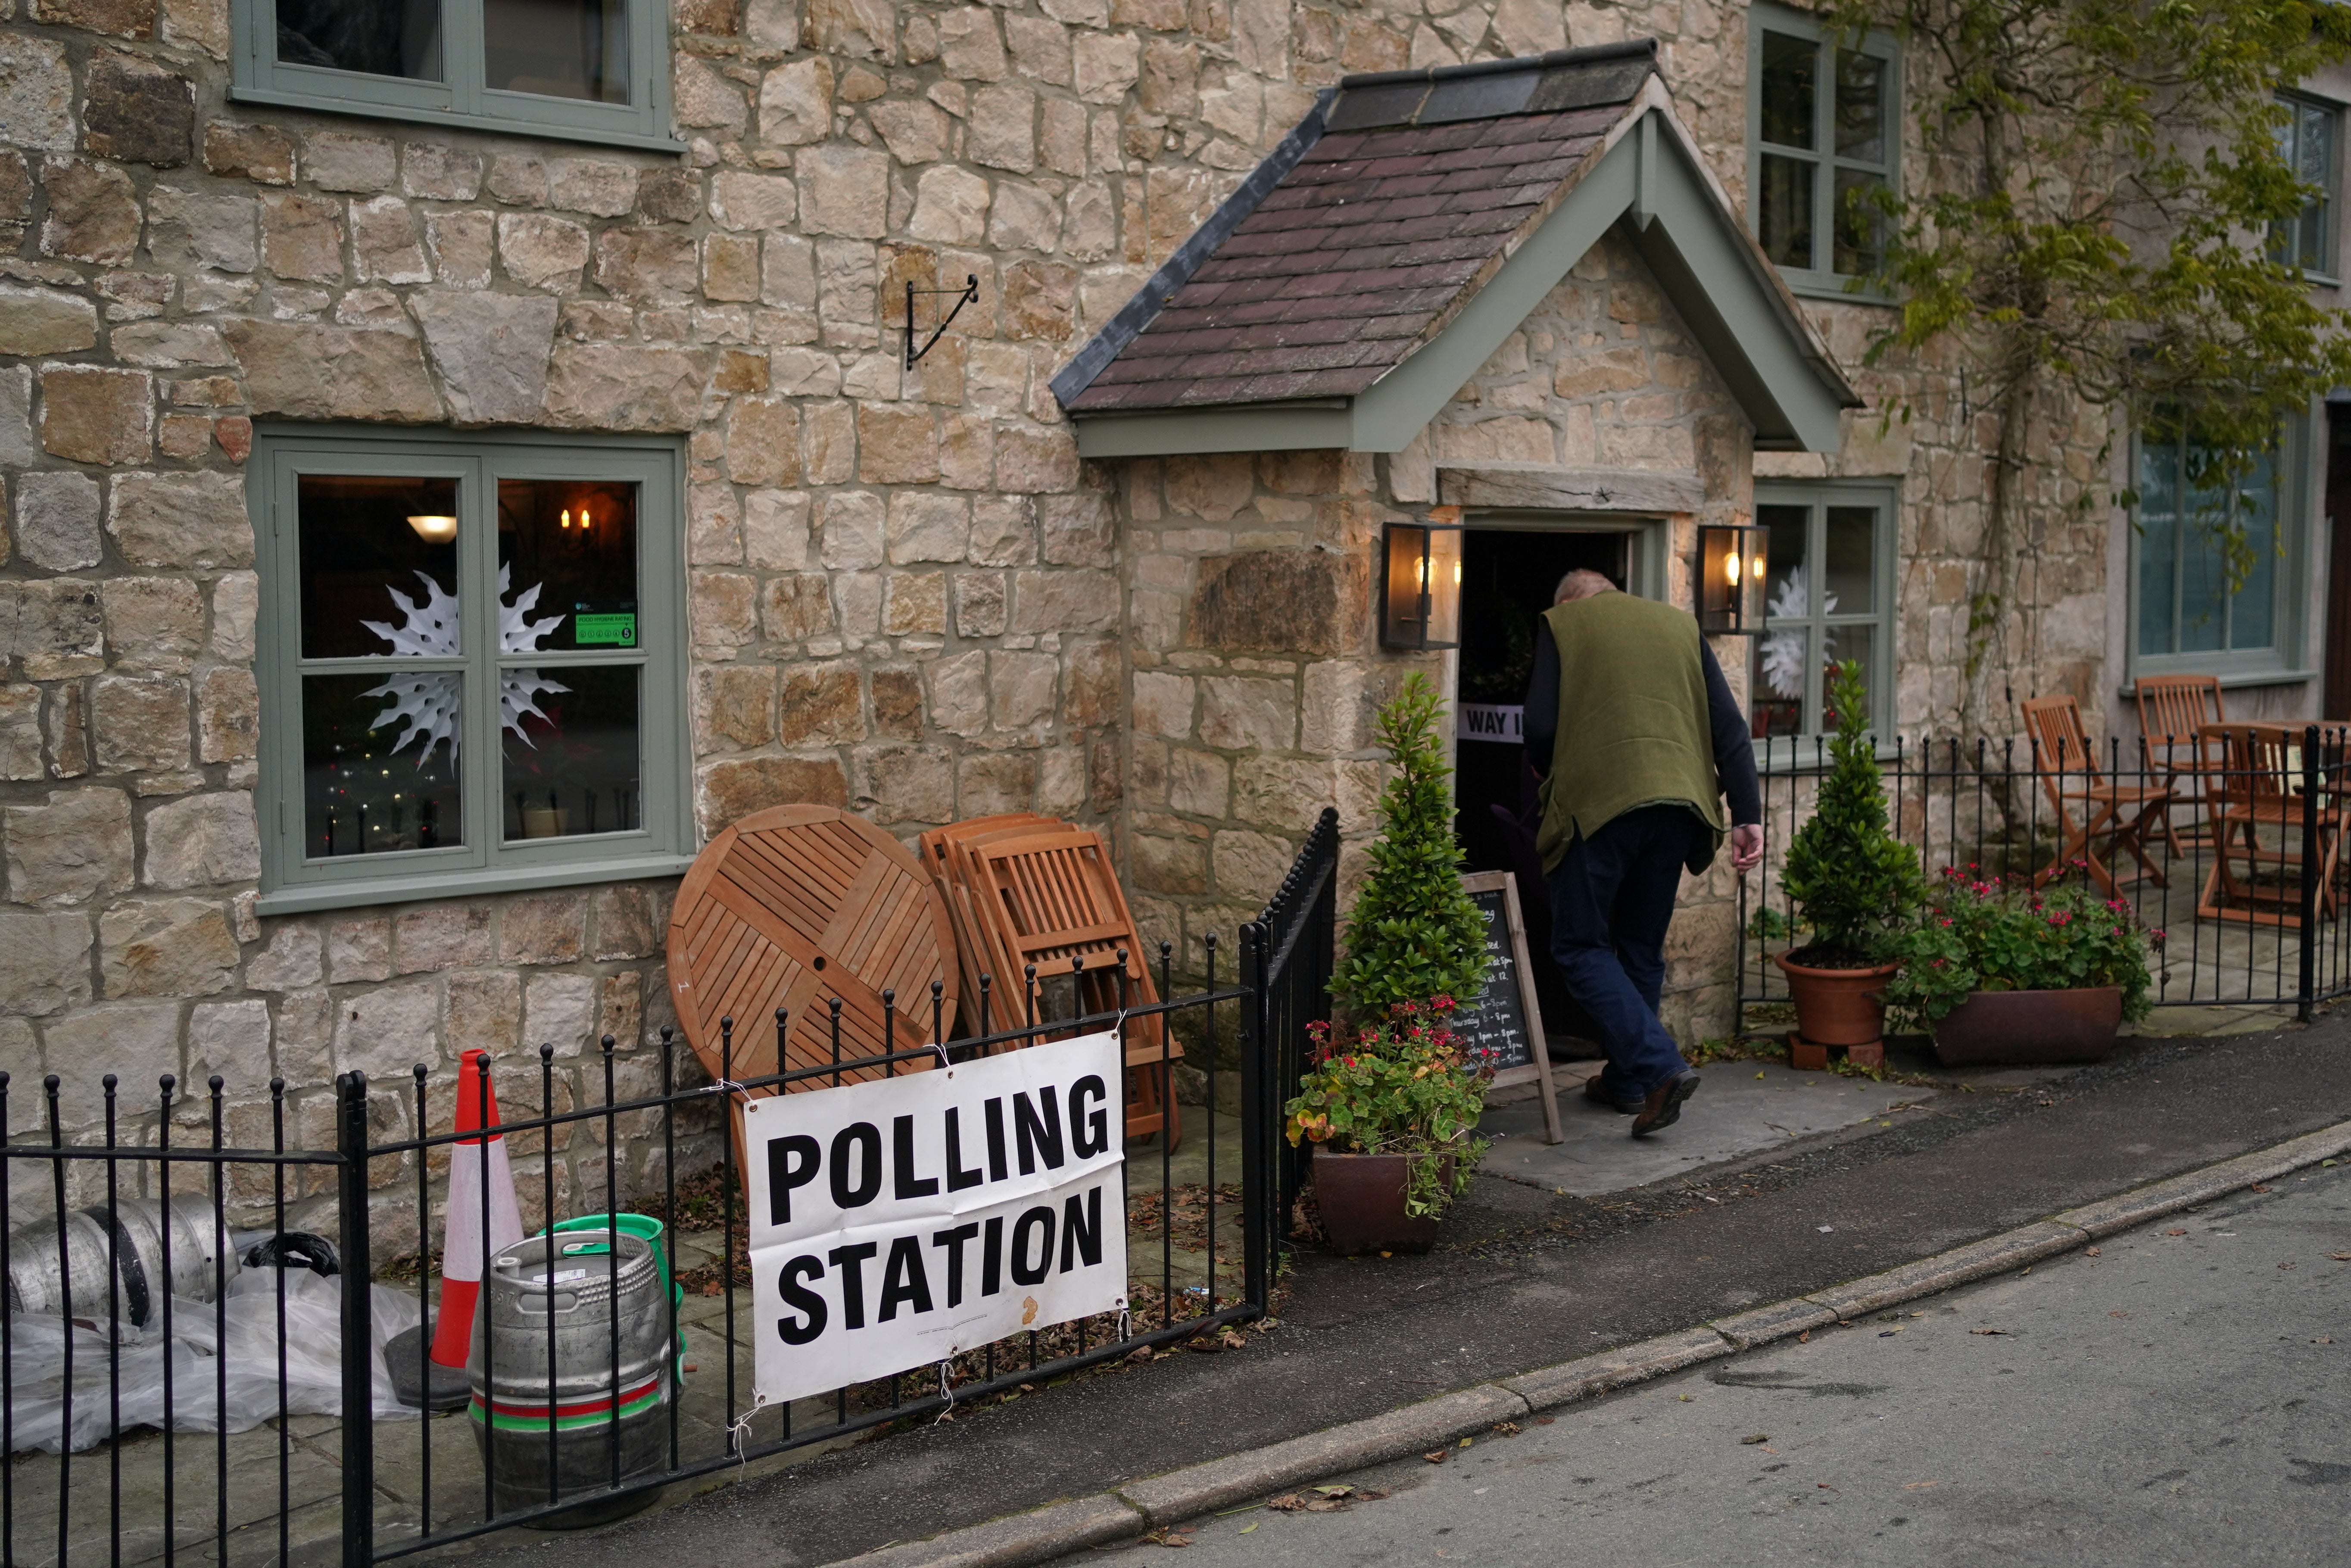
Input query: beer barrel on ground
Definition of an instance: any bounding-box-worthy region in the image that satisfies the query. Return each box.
[469,1227,670,1527]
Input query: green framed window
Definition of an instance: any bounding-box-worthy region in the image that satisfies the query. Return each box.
[1747,3,1899,297]
[2275,96,2338,279]
[233,0,677,152]
[252,426,692,914]
[1749,481,1899,742]
[2130,414,2308,680]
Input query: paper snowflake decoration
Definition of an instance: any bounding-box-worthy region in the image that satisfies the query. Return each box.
[362,566,570,765]
[1760,565,1835,700]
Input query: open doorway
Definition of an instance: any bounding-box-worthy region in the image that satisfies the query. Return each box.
[1453,524,1639,1055]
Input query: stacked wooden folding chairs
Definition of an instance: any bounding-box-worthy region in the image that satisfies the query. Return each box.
[918,813,1183,1148]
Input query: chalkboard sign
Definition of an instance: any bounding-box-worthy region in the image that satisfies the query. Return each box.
[1455,872,1562,1144]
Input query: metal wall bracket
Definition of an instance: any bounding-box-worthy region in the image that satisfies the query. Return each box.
[904,275,981,369]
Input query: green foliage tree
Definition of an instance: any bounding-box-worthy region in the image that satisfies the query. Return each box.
[1780,661,1922,961]
[1821,0,2351,736]
[1332,673,1490,1013]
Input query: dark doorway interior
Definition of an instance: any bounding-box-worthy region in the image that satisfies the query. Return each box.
[2325,403,2351,720]
[1453,527,1628,1055]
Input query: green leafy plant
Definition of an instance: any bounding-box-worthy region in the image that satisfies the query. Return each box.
[1779,660,1922,964]
[1882,868,2158,1030]
[1331,672,1489,1014]
[1284,1001,1492,1216]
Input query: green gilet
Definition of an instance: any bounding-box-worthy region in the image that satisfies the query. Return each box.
[1534,592,1724,874]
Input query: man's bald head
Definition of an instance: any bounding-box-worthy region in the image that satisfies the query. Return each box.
[1554,569,1617,604]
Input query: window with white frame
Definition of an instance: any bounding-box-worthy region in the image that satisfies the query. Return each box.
[1749,484,1897,740]
[2275,96,2338,277]
[252,427,691,912]
[1747,5,1898,294]
[234,0,674,150]
[2132,416,2306,676]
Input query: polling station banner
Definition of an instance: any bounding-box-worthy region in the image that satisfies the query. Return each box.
[742,1031,1128,1406]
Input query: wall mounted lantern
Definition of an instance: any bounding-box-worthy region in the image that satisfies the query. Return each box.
[1696,520,1769,635]
[1381,507,1465,650]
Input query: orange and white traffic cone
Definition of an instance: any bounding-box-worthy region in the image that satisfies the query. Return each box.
[390,1049,524,1410]
[431,1048,524,1369]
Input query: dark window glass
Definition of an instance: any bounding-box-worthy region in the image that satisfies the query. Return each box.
[1760,31,1815,148]
[483,0,630,103]
[2136,429,2283,657]
[1834,50,1885,161]
[1759,154,1815,268]
[299,474,461,660]
[303,671,463,857]
[274,0,443,79]
[503,664,641,840]
[1832,169,1885,277]
[496,479,640,653]
[2274,99,2334,274]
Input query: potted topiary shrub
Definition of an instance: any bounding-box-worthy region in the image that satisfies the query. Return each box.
[1284,1001,1493,1253]
[1774,660,1921,1064]
[1330,671,1491,1015]
[1883,871,2156,1065]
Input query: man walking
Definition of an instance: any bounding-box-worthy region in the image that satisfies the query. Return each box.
[1523,569,1763,1136]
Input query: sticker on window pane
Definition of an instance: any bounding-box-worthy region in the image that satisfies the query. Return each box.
[303,672,462,858]
[1760,32,1815,148]
[274,0,443,79]
[1759,154,1815,269]
[504,664,640,840]
[498,479,638,653]
[483,0,630,103]
[299,474,461,660]
[1750,507,1810,740]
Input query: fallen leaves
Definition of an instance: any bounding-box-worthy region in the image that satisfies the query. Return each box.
[2250,1184,2273,1194]
[2165,1228,2188,1237]
[2086,1247,2101,1257]
[1797,1330,1812,1344]
[2329,1252,2351,1262]
[2281,1261,2298,1271]
[1903,1480,1940,1491]
[1268,1495,1308,1511]
[1491,1421,1520,1436]
[2109,1311,2130,1320]
[2314,1337,2335,1345]
[1237,1523,1258,1536]
[1742,1433,1771,1446]
[1268,1484,1381,1515]
[1970,1327,2009,1336]
[1423,1450,1449,1465]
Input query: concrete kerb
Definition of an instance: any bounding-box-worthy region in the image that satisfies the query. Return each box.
[834,1117,2351,1566]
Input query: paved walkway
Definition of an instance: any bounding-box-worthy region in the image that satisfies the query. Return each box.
[1107,1167,2351,1565]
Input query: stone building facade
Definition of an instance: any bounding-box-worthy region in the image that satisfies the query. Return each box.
[3,0,2341,1227]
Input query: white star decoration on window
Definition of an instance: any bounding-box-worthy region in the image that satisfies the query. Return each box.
[362,566,570,765]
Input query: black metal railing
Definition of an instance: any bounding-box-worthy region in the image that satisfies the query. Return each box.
[1,831,1344,1568]
[1737,729,2351,1020]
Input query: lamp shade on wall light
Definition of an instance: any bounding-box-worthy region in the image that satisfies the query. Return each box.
[1696,521,1768,635]
[1381,509,1465,650]
[406,513,459,544]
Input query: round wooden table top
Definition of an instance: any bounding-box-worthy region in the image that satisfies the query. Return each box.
[666,804,957,1094]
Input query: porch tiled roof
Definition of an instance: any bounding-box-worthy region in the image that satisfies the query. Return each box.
[1061,45,1659,414]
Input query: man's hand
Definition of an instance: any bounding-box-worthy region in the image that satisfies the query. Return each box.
[1729,823,1764,874]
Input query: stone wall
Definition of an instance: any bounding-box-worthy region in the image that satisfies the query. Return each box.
[1110,229,1755,1047]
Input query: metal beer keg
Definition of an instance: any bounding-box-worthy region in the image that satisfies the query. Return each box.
[7,1196,238,1328]
[468,1226,670,1527]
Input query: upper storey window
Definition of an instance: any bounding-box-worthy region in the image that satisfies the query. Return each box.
[235,0,673,151]
[1748,5,1899,298]
[2274,95,2339,280]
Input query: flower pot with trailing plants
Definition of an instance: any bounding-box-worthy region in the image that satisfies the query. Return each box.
[1883,871,2156,1067]
[1285,1002,1491,1255]
[1770,661,1921,1067]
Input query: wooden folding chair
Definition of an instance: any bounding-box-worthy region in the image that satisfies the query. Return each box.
[2196,723,2351,927]
[963,825,1184,1149]
[918,812,1054,1034]
[2020,695,2172,898]
[2134,674,2224,854]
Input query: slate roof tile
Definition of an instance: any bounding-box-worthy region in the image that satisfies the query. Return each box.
[1062,46,1658,414]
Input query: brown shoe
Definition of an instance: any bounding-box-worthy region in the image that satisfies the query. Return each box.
[1630,1070,1700,1138]
[1582,1075,1640,1114]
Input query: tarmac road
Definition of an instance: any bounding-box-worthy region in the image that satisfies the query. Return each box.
[465,1020,2351,1567]
[1099,1169,2351,1566]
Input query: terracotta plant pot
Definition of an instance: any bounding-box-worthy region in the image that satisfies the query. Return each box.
[1930,986,2123,1067]
[1310,1151,1451,1256]
[1774,952,1899,1046]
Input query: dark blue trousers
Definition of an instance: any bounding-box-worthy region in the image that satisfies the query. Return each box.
[1545,803,1697,1102]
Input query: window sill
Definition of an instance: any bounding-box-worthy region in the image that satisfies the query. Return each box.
[1755,736,1904,772]
[254,851,696,916]
[229,85,685,154]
